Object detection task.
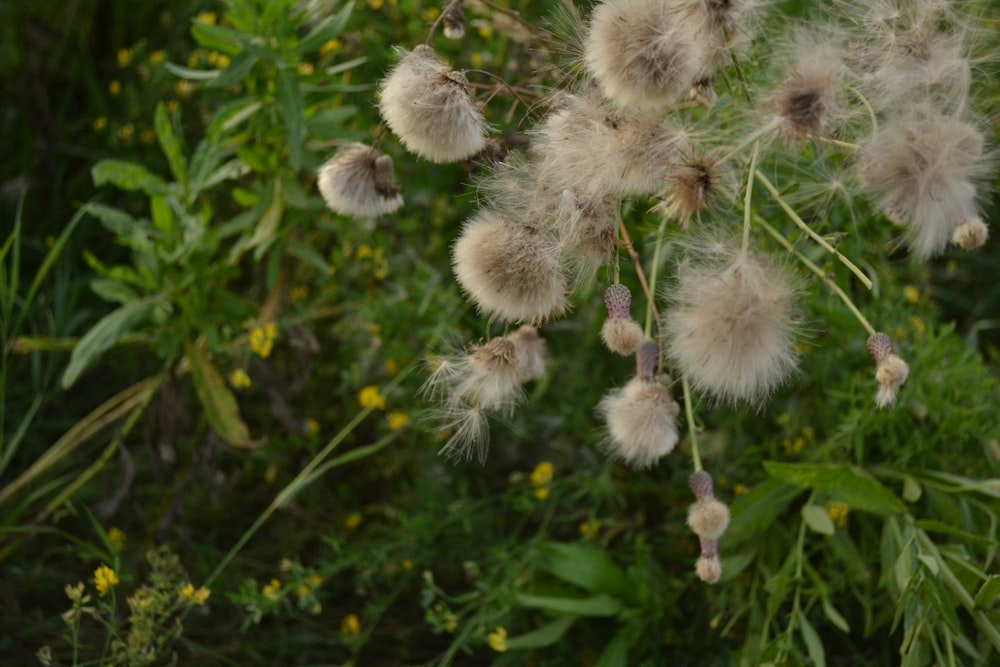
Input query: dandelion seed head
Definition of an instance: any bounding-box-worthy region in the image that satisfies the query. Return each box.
[687,499,731,540]
[601,318,645,356]
[952,216,989,250]
[317,143,404,219]
[598,376,680,468]
[695,552,722,584]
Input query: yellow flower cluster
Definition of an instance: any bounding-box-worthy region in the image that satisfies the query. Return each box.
[108,527,126,549]
[386,410,408,430]
[341,613,361,635]
[827,501,849,528]
[487,626,508,652]
[358,385,386,410]
[229,368,252,389]
[262,578,282,601]
[530,461,554,500]
[93,565,119,596]
[579,520,602,540]
[250,322,278,358]
[180,583,211,605]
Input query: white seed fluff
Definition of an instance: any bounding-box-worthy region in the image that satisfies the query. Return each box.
[317,143,404,219]
[598,377,680,468]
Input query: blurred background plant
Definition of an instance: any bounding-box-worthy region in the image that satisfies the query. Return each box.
[1,0,999,665]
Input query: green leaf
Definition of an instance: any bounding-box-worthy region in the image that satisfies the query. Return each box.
[802,504,835,536]
[536,542,632,599]
[594,631,629,667]
[61,299,158,388]
[164,62,221,80]
[206,98,262,137]
[914,520,997,547]
[293,2,354,55]
[975,576,1000,608]
[90,279,139,305]
[514,593,624,617]
[154,103,187,186]
[288,239,332,276]
[903,475,922,503]
[726,478,801,546]
[504,617,575,650]
[798,611,826,667]
[82,203,153,250]
[763,462,905,516]
[276,68,304,170]
[207,49,260,89]
[150,196,174,234]
[822,597,851,633]
[191,21,247,55]
[720,550,755,582]
[92,160,168,196]
[305,106,360,139]
[186,341,261,449]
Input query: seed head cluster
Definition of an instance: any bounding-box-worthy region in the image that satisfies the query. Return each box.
[317,143,403,219]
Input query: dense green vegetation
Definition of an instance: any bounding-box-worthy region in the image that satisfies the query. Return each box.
[2,0,999,665]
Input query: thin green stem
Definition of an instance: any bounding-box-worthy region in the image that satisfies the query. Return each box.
[718,119,777,164]
[742,142,760,255]
[755,169,873,290]
[848,85,878,133]
[645,215,670,338]
[682,376,701,472]
[815,136,860,151]
[757,216,875,337]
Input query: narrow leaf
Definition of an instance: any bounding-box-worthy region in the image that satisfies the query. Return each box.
[726,478,801,546]
[504,617,575,650]
[764,462,905,516]
[802,504,836,536]
[798,611,826,667]
[514,593,623,617]
[975,575,1000,608]
[822,597,851,633]
[276,68,304,170]
[595,631,629,667]
[294,2,354,55]
[62,299,157,388]
[536,542,632,599]
[92,160,168,196]
[154,103,187,186]
[186,341,261,448]
[207,49,259,88]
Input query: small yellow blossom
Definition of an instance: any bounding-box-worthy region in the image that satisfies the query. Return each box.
[319,39,342,56]
[909,315,926,338]
[93,116,107,131]
[166,99,180,113]
[149,50,166,65]
[117,48,133,68]
[733,483,750,496]
[579,520,602,540]
[903,285,920,304]
[487,626,508,652]
[229,368,252,389]
[180,583,211,605]
[358,385,386,410]
[470,52,484,68]
[65,582,87,602]
[289,285,309,303]
[250,323,277,358]
[385,358,399,376]
[534,487,550,500]
[345,512,363,529]
[305,418,320,436]
[306,574,323,587]
[139,128,156,145]
[108,527,126,549]
[530,461,553,486]
[109,80,122,97]
[265,463,278,483]
[262,578,282,600]
[367,0,384,9]
[341,613,361,635]
[174,80,197,100]
[827,501,849,528]
[356,244,374,260]
[93,565,119,596]
[402,559,414,570]
[478,25,493,38]
[196,11,217,24]
[443,611,458,633]
[420,6,439,21]
[117,123,135,142]
[387,411,409,430]
[297,62,315,76]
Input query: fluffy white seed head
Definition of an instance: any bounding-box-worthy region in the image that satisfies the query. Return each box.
[317,143,404,218]
[378,45,488,163]
[875,354,909,408]
[664,244,799,405]
[687,499,731,540]
[452,210,568,324]
[695,553,722,584]
[555,190,620,286]
[598,376,680,468]
[857,108,987,259]
[508,325,548,382]
[436,402,491,463]
[601,318,646,356]
[655,149,732,228]
[455,337,525,415]
[952,217,989,250]
[770,38,844,140]
[584,0,707,110]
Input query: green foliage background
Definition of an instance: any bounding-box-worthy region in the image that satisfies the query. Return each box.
[1,0,999,665]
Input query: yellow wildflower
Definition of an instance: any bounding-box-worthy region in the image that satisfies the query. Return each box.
[356,244,374,260]
[443,611,458,633]
[166,99,180,113]
[319,39,342,56]
[470,52,484,68]
[827,501,849,528]
[265,463,278,483]
[117,48,133,68]
[733,483,750,496]
[262,578,282,600]
[180,583,211,605]
[367,0,384,9]
[579,520,602,540]
[402,559,414,570]
[174,80,197,99]
[65,582,87,603]
[297,62,315,76]
[358,385,386,410]
[345,512,363,530]
[306,574,323,587]
[903,285,920,304]
[149,50,166,65]
[910,315,926,338]
[420,6,439,21]
[108,527,126,549]
[93,116,107,132]
[305,418,320,436]
[530,461,554,486]
[487,626,508,652]
[93,565,119,596]
[385,358,399,376]
[229,368,252,389]
[109,80,122,97]
[250,323,277,358]
[117,123,135,142]
[196,11,217,24]
[478,25,493,38]
[289,285,309,303]
[387,411,409,430]
[534,487,550,500]
[341,613,361,635]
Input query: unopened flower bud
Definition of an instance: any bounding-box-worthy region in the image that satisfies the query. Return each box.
[604,284,633,319]
[688,470,714,501]
[866,332,892,365]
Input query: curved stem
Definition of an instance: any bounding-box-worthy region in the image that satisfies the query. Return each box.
[815,136,860,151]
[742,142,760,255]
[618,219,658,338]
[757,216,875,337]
[425,0,463,45]
[682,376,701,472]
[644,215,670,338]
[755,169,873,290]
[848,85,878,134]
